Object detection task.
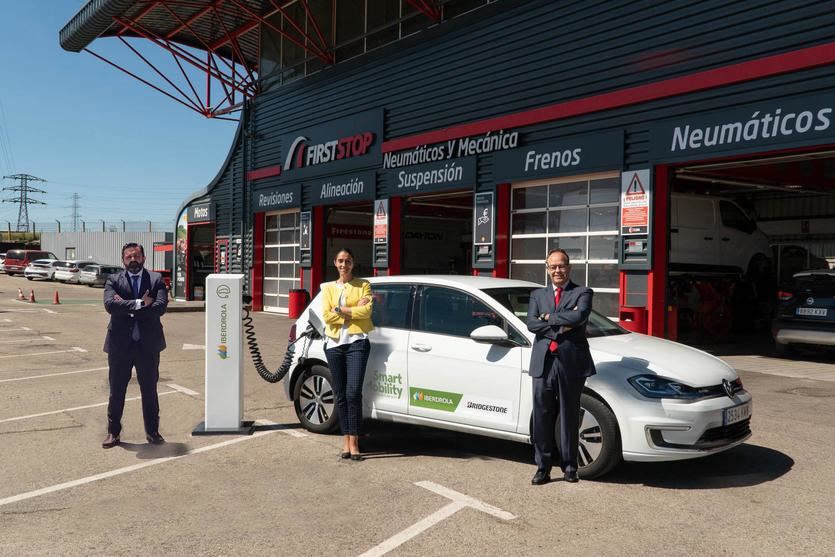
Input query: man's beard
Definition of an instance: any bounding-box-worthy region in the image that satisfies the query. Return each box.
[127,262,143,273]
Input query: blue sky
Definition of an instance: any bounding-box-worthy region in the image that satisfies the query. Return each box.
[0,1,239,227]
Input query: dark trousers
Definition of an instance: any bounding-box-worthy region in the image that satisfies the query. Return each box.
[532,353,587,474]
[107,341,161,436]
[325,339,370,436]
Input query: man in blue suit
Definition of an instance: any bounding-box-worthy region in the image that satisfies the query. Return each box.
[527,248,596,484]
[101,243,168,448]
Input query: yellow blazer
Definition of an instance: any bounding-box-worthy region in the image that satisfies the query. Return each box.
[322,278,374,339]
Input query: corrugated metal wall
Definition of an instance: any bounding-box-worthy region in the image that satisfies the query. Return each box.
[41,232,173,269]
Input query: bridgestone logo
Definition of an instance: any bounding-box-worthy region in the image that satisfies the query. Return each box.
[466,401,508,414]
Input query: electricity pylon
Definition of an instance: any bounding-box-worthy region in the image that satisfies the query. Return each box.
[2,174,46,231]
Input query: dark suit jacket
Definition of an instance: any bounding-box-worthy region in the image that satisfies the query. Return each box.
[526,280,596,379]
[103,269,168,354]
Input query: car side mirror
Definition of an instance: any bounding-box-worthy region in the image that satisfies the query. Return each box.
[470,325,509,343]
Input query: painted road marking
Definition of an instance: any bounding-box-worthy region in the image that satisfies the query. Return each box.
[3,305,57,314]
[0,419,279,508]
[0,366,108,383]
[0,347,86,359]
[42,335,55,341]
[1,318,12,322]
[359,481,516,557]
[0,327,32,331]
[182,343,206,350]
[167,383,200,396]
[0,337,52,344]
[0,384,198,423]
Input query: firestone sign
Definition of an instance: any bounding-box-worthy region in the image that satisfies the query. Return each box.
[278,110,382,181]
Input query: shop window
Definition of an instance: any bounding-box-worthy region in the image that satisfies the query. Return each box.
[589,177,620,204]
[510,263,545,286]
[264,210,300,313]
[588,263,619,289]
[512,212,546,234]
[549,181,588,207]
[511,237,546,260]
[512,185,547,210]
[588,235,618,260]
[548,236,586,261]
[589,206,618,231]
[548,208,588,234]
[336,0,365,61]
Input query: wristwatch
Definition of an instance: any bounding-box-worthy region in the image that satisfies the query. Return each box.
[334,306,341,313]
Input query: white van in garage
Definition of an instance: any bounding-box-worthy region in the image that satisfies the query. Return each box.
[670,193,771,276]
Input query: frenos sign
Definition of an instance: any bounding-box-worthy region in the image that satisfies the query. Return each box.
[650,92,835,161]
[493,130,624,182]
[279,110,382,181]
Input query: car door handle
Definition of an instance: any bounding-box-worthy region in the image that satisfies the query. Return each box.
[721,237,730,242]
[410,343,432,352]
[704,236,714,241]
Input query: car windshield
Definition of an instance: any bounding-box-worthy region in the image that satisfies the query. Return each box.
[481,286,628,338]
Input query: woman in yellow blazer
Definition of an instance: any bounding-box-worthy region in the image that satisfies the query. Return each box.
[322,248,374,460]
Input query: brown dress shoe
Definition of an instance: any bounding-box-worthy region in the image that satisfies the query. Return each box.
[102,434,120,449]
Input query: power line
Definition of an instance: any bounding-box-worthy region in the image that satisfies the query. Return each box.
[2,173,47,231]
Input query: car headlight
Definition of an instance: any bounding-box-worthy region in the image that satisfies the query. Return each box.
[628,374,707,400]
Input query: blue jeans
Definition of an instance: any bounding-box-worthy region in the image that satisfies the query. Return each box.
[325,339,371,435]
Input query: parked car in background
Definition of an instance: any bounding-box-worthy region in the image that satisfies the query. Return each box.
[0,253,6,274]
[78,264,122,287]
[773,270,835,358]
[287,275,752,479]
[3,250,58,276]
[772,244,830,285]
[24,259,62,281]
[52,260,99,283]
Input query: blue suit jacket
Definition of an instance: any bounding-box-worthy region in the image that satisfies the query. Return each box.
[526,280,596,379]
[103,269,168,353]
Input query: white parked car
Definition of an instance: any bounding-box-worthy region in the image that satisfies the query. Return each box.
[53,260,99,283]
[284,276,752,479]
[670,193,771,277]
[24,259,62,281]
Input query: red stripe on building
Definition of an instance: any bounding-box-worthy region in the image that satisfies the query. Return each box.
[382,42,835,153]
[246,166,282,181]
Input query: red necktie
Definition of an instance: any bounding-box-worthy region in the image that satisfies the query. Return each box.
[549,287,562,352]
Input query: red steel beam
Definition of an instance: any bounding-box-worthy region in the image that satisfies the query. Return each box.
[405,0,442,22]
[116,1,162,36]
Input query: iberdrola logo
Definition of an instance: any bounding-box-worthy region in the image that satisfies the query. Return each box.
[409,387,461,412]
[413,391,424,401]
[217,344,228,359]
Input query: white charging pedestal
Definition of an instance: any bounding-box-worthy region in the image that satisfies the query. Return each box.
[192,273,255,435]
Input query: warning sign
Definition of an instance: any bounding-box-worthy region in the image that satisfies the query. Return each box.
[620,169,651,235]
[373,199,388,244]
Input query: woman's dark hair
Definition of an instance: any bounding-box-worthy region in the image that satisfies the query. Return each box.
[333,247,355,260]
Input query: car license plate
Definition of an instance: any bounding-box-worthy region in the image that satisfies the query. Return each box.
[796,307,827,317]
[724,401,752,426]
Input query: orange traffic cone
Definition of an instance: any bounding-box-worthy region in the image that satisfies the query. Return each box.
[53,290,60,305]
[28,289,36,303]
[17,288,24,300]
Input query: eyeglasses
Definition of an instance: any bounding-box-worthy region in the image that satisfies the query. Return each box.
[545,264,569,271]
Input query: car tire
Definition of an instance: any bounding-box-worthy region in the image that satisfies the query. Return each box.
[775,341,797,359]
[26,276,32,280]
[293,364,339,434]
[556,393,622,479]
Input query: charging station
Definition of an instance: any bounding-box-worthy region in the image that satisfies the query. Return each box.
[193,273,255,435]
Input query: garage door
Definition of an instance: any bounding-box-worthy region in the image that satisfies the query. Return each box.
[264,211,300,313]
[509,172,621,319]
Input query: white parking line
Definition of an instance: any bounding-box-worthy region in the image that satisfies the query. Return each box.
[3,306,57,314]
[0,327,32,332]
[182,343,206,350]
[167,383,200,396]
[42,335,55,341]
[0,366,109,383]
[0,336,56,345]
[0,419,279,508]
[359,481,516,557]
[0,389,182,424]
[1,318,12,322]
[0,347,86,359]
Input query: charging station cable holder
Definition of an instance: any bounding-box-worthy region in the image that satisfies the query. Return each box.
[193,273,255,435]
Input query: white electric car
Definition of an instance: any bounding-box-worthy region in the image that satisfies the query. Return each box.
[284,276,752,478]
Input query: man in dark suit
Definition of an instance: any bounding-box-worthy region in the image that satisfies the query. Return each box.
[101,243,168,448]
[527,248,596,484]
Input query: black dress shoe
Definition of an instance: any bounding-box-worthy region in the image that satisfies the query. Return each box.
[102,433,120,449]
[341,451,351,459]
[146,432,165,445]
[564,470,579,483]
[350,453,363,461]
[531,470,551,485]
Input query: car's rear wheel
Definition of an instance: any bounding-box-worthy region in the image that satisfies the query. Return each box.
[26,276,32,280]
[293,364,338,434]
[556,393,622,479]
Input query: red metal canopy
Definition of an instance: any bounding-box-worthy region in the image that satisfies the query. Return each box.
[60,0,446,119]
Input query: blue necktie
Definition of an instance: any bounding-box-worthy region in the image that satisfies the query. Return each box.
[131,275,141,342]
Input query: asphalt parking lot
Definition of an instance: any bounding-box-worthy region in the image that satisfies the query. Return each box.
[1,273,834,556]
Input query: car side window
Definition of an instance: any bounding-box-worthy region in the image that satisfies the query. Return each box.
[370,285,413,329]
[417,286,504,338]
[720,201,756,234]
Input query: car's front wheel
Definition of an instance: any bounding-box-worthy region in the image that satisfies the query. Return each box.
[556,393,622,479]
[293,364,339,434]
